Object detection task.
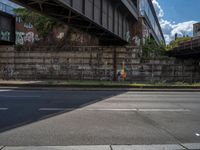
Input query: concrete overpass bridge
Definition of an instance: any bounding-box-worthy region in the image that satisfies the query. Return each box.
[12,0,139,45]
[169,38,200,59]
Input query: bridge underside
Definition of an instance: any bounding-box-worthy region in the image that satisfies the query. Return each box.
[12,0,138,45]
[169,48,200,59]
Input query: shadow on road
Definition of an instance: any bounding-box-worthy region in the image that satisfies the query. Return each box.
[0,89,125,133]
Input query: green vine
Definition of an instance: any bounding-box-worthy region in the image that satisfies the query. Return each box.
[142,38,166,58]
[14,8,63,39]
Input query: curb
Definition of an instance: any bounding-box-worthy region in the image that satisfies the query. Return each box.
[1,143,200,150]
[1,85,200,92]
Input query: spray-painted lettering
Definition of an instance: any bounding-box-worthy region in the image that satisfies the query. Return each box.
[16,31,39,45]
[1,31,10,41]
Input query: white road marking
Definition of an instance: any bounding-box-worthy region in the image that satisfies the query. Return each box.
[83,108,190,112]
[39,108,190,112]
[84,108,138,111]
[138,108,190,112]
[39,108,74,111]
[0,90,12,92]
[0,108,8,111]
[0,95,40,98]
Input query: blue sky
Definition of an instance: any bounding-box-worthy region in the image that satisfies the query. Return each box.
[153,0,200,43]
[158,0,200,23]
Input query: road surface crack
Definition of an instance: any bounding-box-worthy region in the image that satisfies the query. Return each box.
[0,146,6,150]
[136,111,189,150]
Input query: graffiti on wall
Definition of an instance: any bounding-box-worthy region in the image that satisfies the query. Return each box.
[16,31,39,45]
[24,23,33,29]
[0,66,19,79]
[1,31,11,41]
[124,31,131,42]
[132,36,141,46]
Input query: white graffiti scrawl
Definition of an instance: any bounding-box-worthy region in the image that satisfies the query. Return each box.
[24,32,35,43]
[16,32,25,45]
[16,31,39,45]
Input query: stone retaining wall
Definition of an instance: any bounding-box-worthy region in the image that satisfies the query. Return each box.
[0,46,200,82]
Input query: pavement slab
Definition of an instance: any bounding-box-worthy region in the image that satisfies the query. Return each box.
[182,143,200,149]
[111,144,185,150]
[2,146,111,150]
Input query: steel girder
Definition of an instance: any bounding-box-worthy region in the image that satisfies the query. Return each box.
[12,0,139,45]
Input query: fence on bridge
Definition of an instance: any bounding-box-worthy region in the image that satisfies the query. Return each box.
[173,38,200,51]
[170,37,200,59]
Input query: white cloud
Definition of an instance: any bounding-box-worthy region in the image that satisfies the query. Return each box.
[152,0,197,44]
[152,0,164,19]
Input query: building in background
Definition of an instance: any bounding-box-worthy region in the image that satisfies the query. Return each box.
[193,23,200,38]
[138,0,165,45]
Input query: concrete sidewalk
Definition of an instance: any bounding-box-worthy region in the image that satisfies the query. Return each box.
[1,143,200,150]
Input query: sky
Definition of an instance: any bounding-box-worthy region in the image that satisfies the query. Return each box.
[153,0,200,44]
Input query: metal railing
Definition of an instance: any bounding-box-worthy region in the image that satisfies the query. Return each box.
[173,38,200,51]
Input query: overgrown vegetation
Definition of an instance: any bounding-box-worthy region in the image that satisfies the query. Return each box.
[142,38,167,58]
[166,37,192,51]
[142,36,193,59]
[14,8,63,39]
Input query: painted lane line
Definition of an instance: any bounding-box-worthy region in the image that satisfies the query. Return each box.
[138,108,190,112]
[83,108,190,112]
[0,95,40,98]
[39,108,190,112]
[0,90,12,92]
[39,108,74,111]
[0,108,8,111]
[84,108,138,111]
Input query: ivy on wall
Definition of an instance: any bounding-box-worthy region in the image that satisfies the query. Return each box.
[14,8,63,39]
[142,38,166,58]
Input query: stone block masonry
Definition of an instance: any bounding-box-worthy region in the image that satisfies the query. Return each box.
[0,46,200,82]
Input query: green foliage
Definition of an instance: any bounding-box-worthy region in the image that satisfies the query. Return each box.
[142,38,166,58]
[14,8,63,39]
[166,37,192,51]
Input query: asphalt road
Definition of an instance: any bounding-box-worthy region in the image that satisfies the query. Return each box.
[0,89,200,146]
